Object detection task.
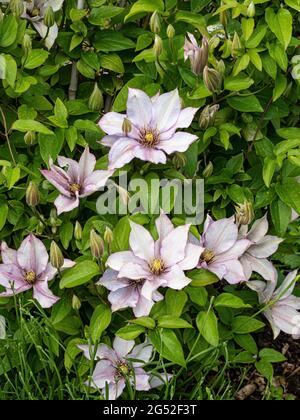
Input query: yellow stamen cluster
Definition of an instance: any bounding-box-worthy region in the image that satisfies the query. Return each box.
[201,249,215,263]
[70,183,81,194]
[149,258,165,275]
[25,270,36,284]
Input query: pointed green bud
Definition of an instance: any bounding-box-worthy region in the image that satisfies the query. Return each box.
[231,31,242,57]
[88,83,103,112]
[24,131,36,146]
[104,226,113,244]
[203,66,222,93]
[90,229,104,258]
[172,152,187,170]
[247,2,255,18]
[74,221,82,241]
[50,241,64,269]
[153,34,163,56]
[72,294,81,310]
[26,182,40,207]
[202,161,213,178]
[150,11,161,34]
[44,6,55,28]
[167,24,175,39]
[22,34,32,55]
[199,104,219,129]
[9,0,24,17]
[235,201,254,226]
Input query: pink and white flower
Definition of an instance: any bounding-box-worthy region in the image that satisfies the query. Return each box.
[239,215,283,283]
[195,215,251,284]
[97,269,163,317]
[99,88,198,169]
[248,271,300,339]
[0,234,73,308]
[105,212,201,303]
[78,337,170,400]
[41,147,113,215]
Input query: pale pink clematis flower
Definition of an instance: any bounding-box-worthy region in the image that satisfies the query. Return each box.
[41,147,113,215]
[184,33,209,75]
[195,215,251,284]
[78,337,170,400]
[248,271,300,339]
[98,88,198,169]
[0,234,73,308]
[239,215,283,283]
[97,269,163,317]
[106,212,201,302]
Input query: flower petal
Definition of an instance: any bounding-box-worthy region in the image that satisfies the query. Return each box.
[108,285,140,312]
[78,147,96,181]
[128,341,153,366]
[41,166,71,196]
[108,137,138,170]
[17,234,48,275]
[134,368,151,391]
[0,263,27,289]
[274,270,298,300]
[160,224,190,267]
[178,242,202,270]
[247,236,283,258]
[157,132,198,154]
[33,281,59,308]
[176,107,198,129]
[127,88,152,128]
[129,221,155,262]
[0,241,18,265]
[57,156,79,183]
[241,254,278,283]
[247,214,269,243]
[215,239,251,262]
[134,146,167,165]
[99,112,126,135]
[159,265,191,289]
[106,251,141,271]
[152,89,181,132]
[113,337,135,358]
[118,262,150,280]
[91,360,115,389]
[78,344,117,363]
[133,295,155,318]
[81,170,113,197]
[221,260,247,284]
[97,269,130,291]
[54,194,79,215]
[204,216,238,255]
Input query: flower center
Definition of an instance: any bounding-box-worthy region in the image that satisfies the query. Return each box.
[70,183,81,194]
[149,258,165,275]
[200,249,215,263]
[129,278,145,287]
[139,128,159,148]
[115,361,131,380]
[28,6,41,18]
[24,270,36,284]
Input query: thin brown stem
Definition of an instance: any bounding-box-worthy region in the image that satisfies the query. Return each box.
[0,106,16,166]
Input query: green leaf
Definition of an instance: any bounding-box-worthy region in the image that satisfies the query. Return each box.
[157,316,193,329]
[125,0,164,22]
[188,268,219,287]
[263,157,276,187]
[255,359,273,381]
[24,50,49,69]
[51,296,72,325]
[1,55,17,88]
[234,333,258,354]
[224,75,254,91]
[232,54,250,77]
[116,324,145,340]
[227,95,263,113]
[129,317,156,329]
[284,0,300,12]
[175,11,206,29]
[90,304,111,342]
[276,127,300,140]
[0,203,8,231]
[275,179,300,214]
[186,286,208,306]
[265,7,292,50]
[215,293,252,309]
[149,329,186,367]
[259,348,286,363]
[93,31,135,51]
[88,6,124,24]
[70,34,84,51]
[59,222,73,250]
[99,54,124,73]
[0,15,18,47]
[232,316,265,334]
[245,24,267,49]
[273,73,287,102]
[242,17,254,41]
[12,120,53,135]
[165,289,188,317]
[196,310,219,347]
[110,216,131,253]
[270,199,291,236]
[60,261,100,288]
[233,351,256,363]
[38,131,64,165]
[247,49,262,71]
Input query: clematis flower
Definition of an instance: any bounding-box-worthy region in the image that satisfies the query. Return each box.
[78,337,170,400]
[195,215,251,284]
[98,88,198,170]
[0,234,74,308]
[248,271,300,339]
[239,215,283,283]
[41,147,113,215]
[97,269,164,317]
[106,212,201,302]
[184,33,209,75]
[22,0,64,49]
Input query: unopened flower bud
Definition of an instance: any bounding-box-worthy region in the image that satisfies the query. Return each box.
[202,161,213,178]
[50,241,64,269]
[122,118,132,136]
[72,294,81,310]
[22,34,32,55]
[231,31,242,57]
[167,24,175,39]
[153,34,163,56]
[220,10,227,28]
[104,226,113,244]
[74,221,82,241]
[0,9,4,23]
[90,229,104,258]
[235,201,254,226]
[216,59,225,75]
[26,182,40,207]
[247,2,255,18]
[24,131,36,145]
[172,152,187,170]
[199,104,219,129]
[88,83,103,112]
[149,11,161,34]
[203,66,222,93]
[44,6,55,28]
[9,0,24,17]
[209,35,220,50]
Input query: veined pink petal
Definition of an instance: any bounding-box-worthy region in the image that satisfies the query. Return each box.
[54,194,79,215]
[78,147,96,181]
[0,283,32,297]
[108,285,140,312]
[159,264,191,289]
[204,217,238,255]
[61,259,76,270]
[113,337,135,358]
[101,135,120,148]
[133,295,155,317]
[97,269,130,291]
[155,211,174,243]
[106,251,142,271]
[33,281,59,308]
[57,156,79,183]
[128,341,153,366]
[129,221,155,262]
[81,170,113,197]
[133,368,151,391]
[271,304,300,336]
[220,260,247,284]
[215,239,250,262]
[157,132,198,154]
[17,234,48,275]
[127,88,153,128]
[178,242,202,270]
[263,309,280,339]
[42,263,57,282]
[150,372,172,388]
[152,89,181,132]
[141,277,166,301]
[186,32,198,47]
[175,107,198,129]
[247,236,283,258]
[247,214,268,242]
[78,343,117,363]
[41,166,71,196]
[134,146,167,165]
[283,295,300,310]
[99,112,126,135]
[91,360,115,389]
[108,380,126,400]
[0,264,27,289]
[160,224,190,267]
[273,270,298,300]
[0,241,18,265]
[204,261,227,280]
[118,262,150,280]
[108,137,138,169]
[241,254,277,283]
